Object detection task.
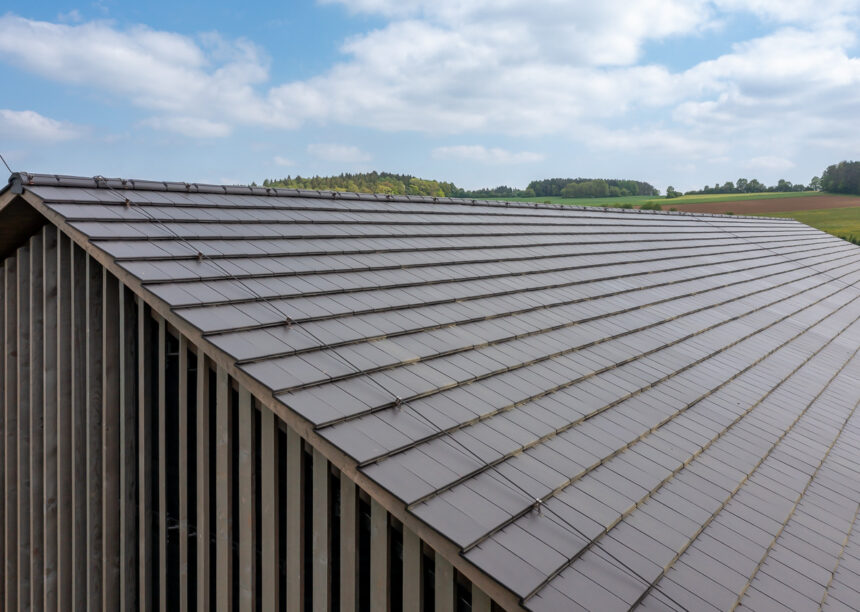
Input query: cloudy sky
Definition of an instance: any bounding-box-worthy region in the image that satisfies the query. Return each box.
[0,1,858,191]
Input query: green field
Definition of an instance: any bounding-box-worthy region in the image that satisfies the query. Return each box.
[660,191,818,205]
[483,191,820,208]
[482,195,654,207]
[759,207,860,239]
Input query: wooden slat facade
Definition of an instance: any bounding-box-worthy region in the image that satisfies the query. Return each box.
[1,221,501,611]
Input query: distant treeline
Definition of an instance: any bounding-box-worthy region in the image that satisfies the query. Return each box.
[262,172,460,198]
[683,177,817,196]
[527,178,659,198]
[821,161,860,195]
[681,162,860,198]
[260,172,659,199]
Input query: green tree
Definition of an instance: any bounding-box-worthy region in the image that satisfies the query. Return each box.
[821,161,860,194]
[747,179,765,192]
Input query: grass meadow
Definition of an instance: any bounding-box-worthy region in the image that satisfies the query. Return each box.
[482,195,654,207]
[484,191,819,208]
[762,207,860,238]
[658,191,818,205]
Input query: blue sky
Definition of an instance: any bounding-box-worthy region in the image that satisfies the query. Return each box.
[0,1,858,192]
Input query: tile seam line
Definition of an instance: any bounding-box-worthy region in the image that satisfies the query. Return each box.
[138,235,835,288]
[193,247,847,342]
[195,240,849,336]
[60,216,807,229]
[621,314,860,611]
[817,499,860,610]
[698,216,860,294]
[38,195,803,222]
[99,233,809,257]
[412,286,860,546]
[127,235,834,282]
[290,261,860,422]
[217,247,860,358]
[728,348,860,610]
[179,242,847,318]
[108,233,819,264]
[515,320,860,609]
[77,226,815,243]
[517,313,860,609]
[189,248,859,331]
[138,240,852,310]
[352,283,859,537]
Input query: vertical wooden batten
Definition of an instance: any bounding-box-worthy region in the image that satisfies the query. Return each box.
[137,298,153,612]
[340,476,357,612]
[56,233,72,608]
[195,349,210,610]
[0,255,6,603]
[370,497,389,612]
[260,406,279,612]
[71,244,87,612]
[472,584,492,612]
[402,527,421,612]
[156,315,167,612]
[30,231,45,612]
[4,254,18,612]
[239,389,255,612]
[42,226,59,611]
[19,243,32,612]
[434,553,455,612]
[119,281,138,612]
[86,253,104,608]
[215,365,232,612]
[286,426,303,612]
[102,269,121,611]
[312,447,330,612]
[178,335,189,612]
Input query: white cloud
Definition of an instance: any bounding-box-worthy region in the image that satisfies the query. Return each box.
[433,145,544,164]
[713,0,859,23]
[57,9,83,23]
[0,4,858,174]
[307,143,371,163]
[670,26,860,161]
[747,156,796,170]
[0,16,279,128]
[0,109,84,141]
[142,116,232,138]
[273,156,294,167]
[322,0,712,65]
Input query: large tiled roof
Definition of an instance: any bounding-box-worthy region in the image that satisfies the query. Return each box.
[7,172,860,610]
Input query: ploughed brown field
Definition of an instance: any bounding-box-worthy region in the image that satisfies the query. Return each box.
[669,194,860,214]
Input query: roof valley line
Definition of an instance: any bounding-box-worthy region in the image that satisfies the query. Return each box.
[3,172,860,611]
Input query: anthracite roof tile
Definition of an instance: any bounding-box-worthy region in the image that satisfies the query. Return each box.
[12,171,860,610]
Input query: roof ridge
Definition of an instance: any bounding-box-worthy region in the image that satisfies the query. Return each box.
[6,171,787,220]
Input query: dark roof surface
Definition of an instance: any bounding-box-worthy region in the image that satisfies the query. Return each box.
[8,172,860,611]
